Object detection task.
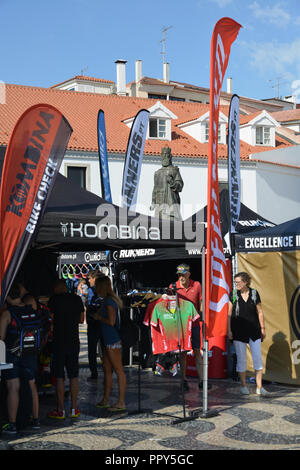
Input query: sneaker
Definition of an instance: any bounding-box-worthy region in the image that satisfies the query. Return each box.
[2,422,17,435]
[183,380,189,392]
[256,387,270,396]
[155,365,164,376]
[30,418,40,430]
[70,408,80,418]
[240,386,250,395]
[48,409,66,420]
[171,363,179,376]
[198,380,212,390]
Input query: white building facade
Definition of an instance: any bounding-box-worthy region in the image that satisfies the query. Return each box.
[62,144,300,225]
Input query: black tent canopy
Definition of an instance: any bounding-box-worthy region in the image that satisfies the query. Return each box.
[185,190,275,236]
[234,216,300,253]
[113,190,276,263]
[35,174,203,252]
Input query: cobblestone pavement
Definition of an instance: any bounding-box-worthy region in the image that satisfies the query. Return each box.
[1,326,300,452]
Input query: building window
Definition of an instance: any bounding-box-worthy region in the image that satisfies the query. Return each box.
[205,122,221,142]
[169,96,185,102]
[149,118,167,138]
[148,93,167,100]
[256,126,271,145]
[67,166,86,189]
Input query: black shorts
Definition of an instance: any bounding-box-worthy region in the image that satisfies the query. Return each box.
[51,347,79,379]
[2,351,38,381]
[191,325,201,350]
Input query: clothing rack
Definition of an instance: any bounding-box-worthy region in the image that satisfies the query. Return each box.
[59,262,110,280]
[120,286,169,296]
[122,292,198,424]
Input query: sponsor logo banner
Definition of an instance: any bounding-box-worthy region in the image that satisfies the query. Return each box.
[59,251,109,264]
[59,220,161,241]
[0,104,72,305]
[97,110,112,203]
[121,109,149,211]
[206,17,241,338]
[237,234,300,252]
[117,249,156,259]
[238,219,274,229]
[56,204,205,246]
[228,94,241,234]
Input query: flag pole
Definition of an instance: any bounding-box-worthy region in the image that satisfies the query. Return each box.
[172,285,199,424]
[201,246,218,418]
[188,246,219,420]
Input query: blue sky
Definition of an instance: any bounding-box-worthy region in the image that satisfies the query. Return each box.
[2,0,300,102]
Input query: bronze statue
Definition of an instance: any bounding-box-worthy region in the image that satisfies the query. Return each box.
[150,147,184,220]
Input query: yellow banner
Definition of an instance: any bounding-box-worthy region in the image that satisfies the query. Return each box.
[237,251,300,385]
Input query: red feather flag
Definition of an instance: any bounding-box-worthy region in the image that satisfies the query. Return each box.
[205,18,242,338]
[0,104,72,305]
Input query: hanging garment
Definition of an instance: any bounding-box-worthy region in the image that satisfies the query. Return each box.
[149,296,199,355]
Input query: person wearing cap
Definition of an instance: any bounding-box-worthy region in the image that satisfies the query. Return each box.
[170,263,210,392]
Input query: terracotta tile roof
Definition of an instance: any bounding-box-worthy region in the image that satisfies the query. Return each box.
[50,75,115,88]
[239,111,265,125]
[270,109,300,123]
[220,92,285,111]
[135,77,287,112]
[0,83,293,160]
[275,126,300,144]
[138,76,173,87]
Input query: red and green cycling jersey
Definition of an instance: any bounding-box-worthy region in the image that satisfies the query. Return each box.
[150,297,199,355]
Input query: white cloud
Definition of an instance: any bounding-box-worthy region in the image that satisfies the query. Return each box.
[249,1,291,27]
[291,80,300,102]
[246,38,300,75]
[244,38,300,99]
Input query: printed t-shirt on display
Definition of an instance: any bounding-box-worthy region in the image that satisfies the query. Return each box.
[150,297,199,355]
[143,298,163,355]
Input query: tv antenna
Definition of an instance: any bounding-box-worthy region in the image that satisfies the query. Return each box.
[160,26,173,64]
[268,76,288,99]
[80,66,88,76]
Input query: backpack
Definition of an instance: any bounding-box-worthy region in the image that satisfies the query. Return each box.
[232,288,257,317]
[7,306,42,357]
[116,315,139,349]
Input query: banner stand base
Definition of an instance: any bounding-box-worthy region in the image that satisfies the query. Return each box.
[128,408,153,416]
[172,415,198,425]
[189,407,219,419]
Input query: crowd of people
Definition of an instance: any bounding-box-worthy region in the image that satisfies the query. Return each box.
[0,262,269,435]
[0,270,127,435]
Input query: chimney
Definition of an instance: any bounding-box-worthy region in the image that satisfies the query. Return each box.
[115,59,127,96]
[227,77,232,94]
[135,60,142,83]
[163,62,170,83]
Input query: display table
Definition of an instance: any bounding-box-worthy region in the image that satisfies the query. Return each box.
[0,363,13,371]
[0,340,13,372]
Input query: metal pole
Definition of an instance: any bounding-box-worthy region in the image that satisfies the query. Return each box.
[174,287,186,419]
[195,245,219,419]
[232,252,238,277]
[129,308,133,367]
[202,246,208,415]
[172,287,198,424]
